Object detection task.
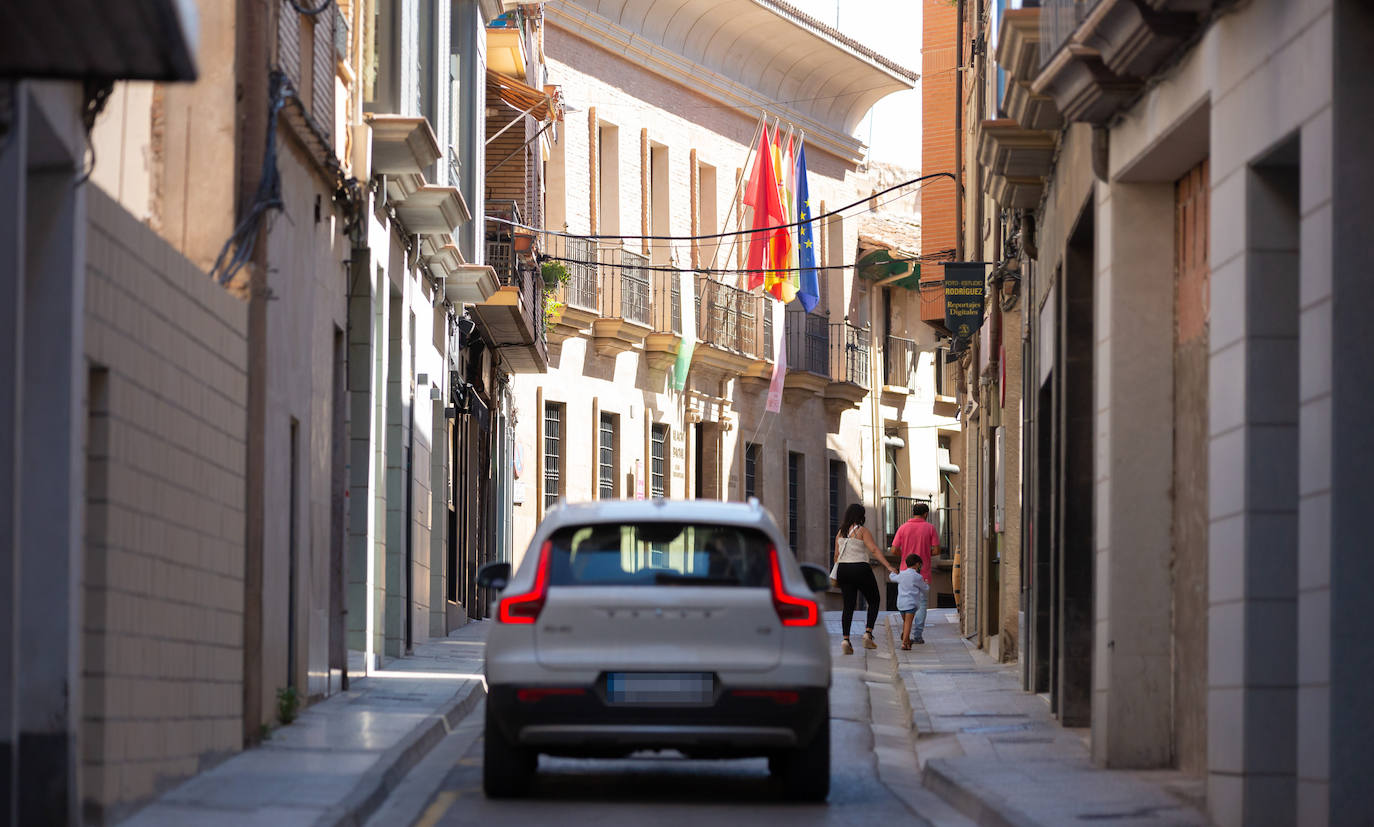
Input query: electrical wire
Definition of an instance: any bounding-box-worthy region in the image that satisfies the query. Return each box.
[210,71,289,285]
[537,252,950,278]
[488,171,955,243]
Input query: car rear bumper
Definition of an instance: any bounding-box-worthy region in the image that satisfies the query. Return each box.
[487,684,827,755]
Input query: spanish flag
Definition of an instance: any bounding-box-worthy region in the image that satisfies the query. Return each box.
[742,124,790,294]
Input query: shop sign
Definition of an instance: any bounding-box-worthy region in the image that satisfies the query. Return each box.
[943,262,987,342]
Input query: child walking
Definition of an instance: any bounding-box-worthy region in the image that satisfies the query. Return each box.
[888,554,930,649]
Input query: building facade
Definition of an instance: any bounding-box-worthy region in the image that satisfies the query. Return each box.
[1,0,546,821]
[504,0,957,601]
[947,0,1374,824]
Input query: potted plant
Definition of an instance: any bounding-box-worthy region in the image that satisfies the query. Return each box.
[541,259,569,290]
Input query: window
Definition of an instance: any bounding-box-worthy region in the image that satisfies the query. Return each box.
[744,442,760,500]
[544,403,564,509]
[599,412,617,500]
[934,346,948,397]
[650,424,668,499]
[787,452,803,551]
[698,161,718,266]
[545,523,774,587]
[829,460,845,543]
[598,122,620,234]
[650,143,669,264]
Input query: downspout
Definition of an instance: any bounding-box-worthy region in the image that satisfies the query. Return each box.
[955,0,964,262]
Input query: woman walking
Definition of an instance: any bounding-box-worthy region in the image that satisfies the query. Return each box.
[832,503,896,654]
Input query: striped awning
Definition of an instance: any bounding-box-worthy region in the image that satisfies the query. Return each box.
[485,69,556,121]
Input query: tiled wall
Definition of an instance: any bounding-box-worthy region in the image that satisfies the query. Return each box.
[81,187,249,819]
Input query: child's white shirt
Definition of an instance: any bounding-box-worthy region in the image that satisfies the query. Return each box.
[888,568,929,611]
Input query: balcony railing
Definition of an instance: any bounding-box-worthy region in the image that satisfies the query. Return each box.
[1039,0,1102,68]
[763,306,774,362]
[881,496,955,559]
[618,249,651,325]
[650,270,682,335]
[885,335,919,390]
[695,278,761,357]
[564,238,598,312]
[831,323,870,388]
[784,308,829,375]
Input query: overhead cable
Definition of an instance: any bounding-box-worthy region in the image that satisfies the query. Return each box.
[487,171,956,243]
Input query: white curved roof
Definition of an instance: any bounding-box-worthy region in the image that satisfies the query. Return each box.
[546,0,918,159]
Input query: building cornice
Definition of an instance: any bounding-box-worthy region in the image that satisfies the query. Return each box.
[546,3,898,164]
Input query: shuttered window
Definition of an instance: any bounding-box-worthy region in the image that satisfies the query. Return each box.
[544,403,563,509]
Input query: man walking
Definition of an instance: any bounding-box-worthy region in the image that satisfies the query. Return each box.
[890,502,939,643]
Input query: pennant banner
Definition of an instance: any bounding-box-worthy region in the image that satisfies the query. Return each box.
[766,299,786,413]
[671,267,696,391]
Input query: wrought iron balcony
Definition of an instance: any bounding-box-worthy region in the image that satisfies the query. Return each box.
[472,207,547,372]
[562,238,599,313]
[785,308,830,376]
[885,335,919,390]
[1036,0,1205,124]
[617,249,651,327]
[650,270,682,335]
[695,278,761,358]
[830,323,870,389]
[1039,0,1101,68]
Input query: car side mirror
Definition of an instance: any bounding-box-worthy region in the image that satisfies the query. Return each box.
[477,561,511,591]
[799,563,831,593]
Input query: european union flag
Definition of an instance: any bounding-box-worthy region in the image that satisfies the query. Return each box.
[795,143,820,312]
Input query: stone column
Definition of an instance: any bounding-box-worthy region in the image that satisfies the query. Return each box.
[1206,144,1300,825]
[1091,180,1174,768]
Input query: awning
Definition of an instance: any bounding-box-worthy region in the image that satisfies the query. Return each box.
[485,69,556,121]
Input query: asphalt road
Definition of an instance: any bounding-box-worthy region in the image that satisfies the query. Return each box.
[372,634,934,827]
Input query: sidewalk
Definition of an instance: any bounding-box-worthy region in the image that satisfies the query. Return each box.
[898,609,1211,827]
[122,622,490,827]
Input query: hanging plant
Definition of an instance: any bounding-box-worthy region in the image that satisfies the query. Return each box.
[541,260,570,289]
[545,297,565,327]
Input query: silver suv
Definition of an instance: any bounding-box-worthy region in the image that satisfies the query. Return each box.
[477,498,832,800]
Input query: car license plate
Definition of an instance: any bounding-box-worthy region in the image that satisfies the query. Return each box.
[605,672,715,706]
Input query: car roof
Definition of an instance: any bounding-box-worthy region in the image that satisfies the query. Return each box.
[539,498,781,535]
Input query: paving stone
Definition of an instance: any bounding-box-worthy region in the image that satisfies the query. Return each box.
[121,623,489,826]
[901,610,1210,826]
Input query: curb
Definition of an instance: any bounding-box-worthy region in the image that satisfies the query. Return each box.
[878,615,916,736]
[922,759,1039,827]
[317,678,486,827]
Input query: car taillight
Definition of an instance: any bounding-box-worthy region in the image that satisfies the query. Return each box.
[769,546,819,627]
[498,540,551,624]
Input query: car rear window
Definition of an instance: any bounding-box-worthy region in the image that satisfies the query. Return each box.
[545,522,773,587]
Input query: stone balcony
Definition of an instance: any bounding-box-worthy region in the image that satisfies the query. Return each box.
[1033,0,1210,125]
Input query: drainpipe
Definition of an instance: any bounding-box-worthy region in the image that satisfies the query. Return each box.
[955,0,964,262]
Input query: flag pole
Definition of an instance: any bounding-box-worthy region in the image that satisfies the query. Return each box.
[706,110,766,278]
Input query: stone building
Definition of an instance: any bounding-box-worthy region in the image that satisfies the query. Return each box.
[1,0,542,821]
[505,0,956,594]
[948,0,1374,823]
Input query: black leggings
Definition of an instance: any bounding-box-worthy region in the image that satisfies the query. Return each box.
[837,562,880,637]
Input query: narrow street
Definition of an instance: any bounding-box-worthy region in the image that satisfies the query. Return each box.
[366,613,966,827]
